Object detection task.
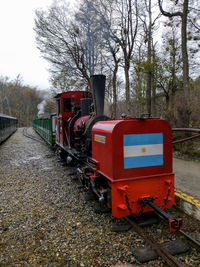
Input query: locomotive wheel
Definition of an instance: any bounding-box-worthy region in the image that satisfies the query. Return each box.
[55,147,66,162]
[84,192,96,201]
[94,203,110,214]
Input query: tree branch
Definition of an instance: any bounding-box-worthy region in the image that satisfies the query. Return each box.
[158,0,182,18]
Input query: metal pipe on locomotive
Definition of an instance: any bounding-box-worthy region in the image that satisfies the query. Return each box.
[53,75,182,231]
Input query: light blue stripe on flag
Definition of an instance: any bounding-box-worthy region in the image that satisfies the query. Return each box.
[124,155,163,169]
[123,133,163,146]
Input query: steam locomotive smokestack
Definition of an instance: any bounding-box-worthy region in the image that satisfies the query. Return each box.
[90,75,106,116]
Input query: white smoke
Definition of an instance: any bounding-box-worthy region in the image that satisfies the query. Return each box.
[37,100,47,117]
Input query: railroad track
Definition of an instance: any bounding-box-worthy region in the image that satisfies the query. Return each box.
[53,162,200,266]
[124,216,200,267]
[66,164,200,266]
[22,127,46,144]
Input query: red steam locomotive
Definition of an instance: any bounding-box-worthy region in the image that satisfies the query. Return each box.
[54,75,182,232]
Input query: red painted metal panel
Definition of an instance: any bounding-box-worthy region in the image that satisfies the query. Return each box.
[92,118,172,181]
[61,91,91,117]
[111,174,174,217]
[92,117,174,218]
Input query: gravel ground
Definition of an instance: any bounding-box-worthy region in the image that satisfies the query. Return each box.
[0,128,199,266]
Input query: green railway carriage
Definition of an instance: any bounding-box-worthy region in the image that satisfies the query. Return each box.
[32,113,56,146]
[0,113,18,144]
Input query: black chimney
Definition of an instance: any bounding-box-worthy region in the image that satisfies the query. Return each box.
[90,75,106,116]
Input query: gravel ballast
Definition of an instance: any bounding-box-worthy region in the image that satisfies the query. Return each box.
[0,128,199,266]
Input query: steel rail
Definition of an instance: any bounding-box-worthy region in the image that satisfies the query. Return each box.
[173,128,200,133]
[159,216,200,250]
[179,229,200,250]
[23,127,40,142]
[125,217,187,267]
[23,127,46,144]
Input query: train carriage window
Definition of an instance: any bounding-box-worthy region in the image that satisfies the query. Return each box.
[63,97,74,112]
[57,99,61,114]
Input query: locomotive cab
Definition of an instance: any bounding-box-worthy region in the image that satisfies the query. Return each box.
[55,76,108,158]
[55,91,92,148]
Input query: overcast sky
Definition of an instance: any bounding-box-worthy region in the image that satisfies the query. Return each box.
[0,0,56,90]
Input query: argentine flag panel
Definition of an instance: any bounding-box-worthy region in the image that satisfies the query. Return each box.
[123,133,163,169]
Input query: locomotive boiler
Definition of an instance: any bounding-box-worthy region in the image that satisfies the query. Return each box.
[54,75,182,232]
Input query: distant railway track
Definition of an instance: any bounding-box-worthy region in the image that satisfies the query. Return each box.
[23,127,46,144]
[124,216,200,267]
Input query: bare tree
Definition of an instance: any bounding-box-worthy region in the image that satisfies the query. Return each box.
[103,40,120,117]
[34,2,105,91]
[139,0,161,115]
[90,0,121,116]
[91,0,139,113]
[158,0,189,107]
[115,0,139,113]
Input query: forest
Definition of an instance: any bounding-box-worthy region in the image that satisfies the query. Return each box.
[34,0,200,128]
[0,0,200,129]
[0,75,42,126]
[0,73,58,126]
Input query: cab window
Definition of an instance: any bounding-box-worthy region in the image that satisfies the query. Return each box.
[57,99,61,114]
[63,97,74,112]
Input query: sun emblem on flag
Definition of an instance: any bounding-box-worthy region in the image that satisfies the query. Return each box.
[142,147,146,153]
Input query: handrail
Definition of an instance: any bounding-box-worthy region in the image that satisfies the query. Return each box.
[172,128,200,144]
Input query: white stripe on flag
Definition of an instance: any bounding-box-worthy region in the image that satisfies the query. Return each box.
[124,144,163,158]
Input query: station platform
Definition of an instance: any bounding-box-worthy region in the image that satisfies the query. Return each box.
[173,158,200,221]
